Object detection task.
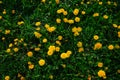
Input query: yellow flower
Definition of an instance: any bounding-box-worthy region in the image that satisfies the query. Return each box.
[19,40,22,43]
[98,62,103,67]
[81,1,84,4]
[41,0,46,3]
[18,73,22,77]
[103,76,107,79]
[113,2,117,6]
[55,0,59,4]
[14,42,18,45]
[57,8,64,14]
[47,27,56,32]
[72,27,77,32]
[87,1,90,4]
[34,47,40,51]
[112,24,117,28]
[5,30,10,34]
[6,48,11,53]
[93,35,99,40]
[93,13,99,17]
[49,75,53,79]
[68,19,74,24]
[118,31,120,35]
[17,21,24,25]
[27,51,33,57]
[77,27,82,32]
[38,59,45,66]
[9,43,13,47]
[108,45,114,50]
[103,15,108,19]
[98,70,106,78]
[66,53,71,58]
[20,76,25,80]
[20,38,24,42]
[14,38,18,42]
[99,1,103,5]
[117,34,120,38]
[63,11,68,15]
[63,18,68,23]
[17,22,21,25]
[2,37,5,40]
[78,47,84,52]
[94,42,102,50]
[81,11,86,15]
[88,75,91,80]
[77,41,82,47]
[35,22,41,26]
[118,25,120,29]
[28,61,32,65]
[60,53,67,59]
[0,1,2,4]
[20,21,24,24]
[49,45,56,51]
[56,18,61,24]
[23,43,27,47]
[3,9,6,14]
[28,64,34,69]
[107,1,111,5]
[75,17,80,22]
[43,38,47,43]
[45,24,50,28]
[66,50,72,57]
[58,35,63,40]
[0,15,2,19]
[5,76,10,80]
[55,47,60,52]
[61,64,66,68]
[56,40,61,45]
[73,8,79,15]
[74,32,79,36]
[12,10,15,14]
[47,50,54,56]
[105,67,108,70]
[66,50,72,55]
[117,69,120,73]
[35,27,40,31]
[34,31,42,38]
[57,10,62,14]
[13,47,19,52]
[38,44,41,47]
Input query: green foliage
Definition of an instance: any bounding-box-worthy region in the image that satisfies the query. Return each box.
[0,0,120,80]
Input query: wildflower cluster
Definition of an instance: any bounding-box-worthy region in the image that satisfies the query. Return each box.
[0,0,120,80]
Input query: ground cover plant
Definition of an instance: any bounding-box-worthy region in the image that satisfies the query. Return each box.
[0,0,120,80]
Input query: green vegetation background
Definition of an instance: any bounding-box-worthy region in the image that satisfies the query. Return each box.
[0,0,120,80]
